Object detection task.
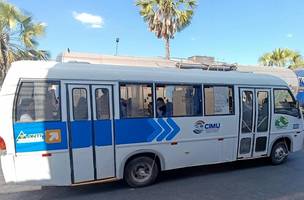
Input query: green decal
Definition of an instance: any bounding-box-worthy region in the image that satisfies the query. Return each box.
[275,116,289,128]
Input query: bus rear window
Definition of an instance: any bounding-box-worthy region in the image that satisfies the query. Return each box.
[15,81,61,122]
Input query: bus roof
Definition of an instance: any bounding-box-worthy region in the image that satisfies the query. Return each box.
[2,61,288,93]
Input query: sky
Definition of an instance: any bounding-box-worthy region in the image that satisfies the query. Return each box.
[8,0,304,65]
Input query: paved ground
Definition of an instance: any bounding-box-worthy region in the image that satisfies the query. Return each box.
[0,151,304,200]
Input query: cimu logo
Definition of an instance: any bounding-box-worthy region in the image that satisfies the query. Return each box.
[193,120,205,134]
[193,120,221,134]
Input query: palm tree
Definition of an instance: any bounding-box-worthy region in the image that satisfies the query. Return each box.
[0,1,49,82]
[259,48,304,69]
[136,0,197,59]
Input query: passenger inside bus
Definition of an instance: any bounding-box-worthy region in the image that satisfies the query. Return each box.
[44,87,59,120]
[242,91,253,132]
[74,97,88,120]
[96,89,110,120]
[19,98,35,122]
[257,96,268,131]
[156,97,166,117]
[120,98,127,117]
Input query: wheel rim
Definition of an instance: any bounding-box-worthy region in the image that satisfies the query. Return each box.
[274,146,286,162]
[131,163,152,183]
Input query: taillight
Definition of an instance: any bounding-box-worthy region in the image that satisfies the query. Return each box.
[0,136,6,151]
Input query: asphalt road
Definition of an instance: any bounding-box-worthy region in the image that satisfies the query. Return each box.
[0,151,304,200]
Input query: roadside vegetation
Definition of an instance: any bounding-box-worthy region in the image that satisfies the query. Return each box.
[136,0,197,59]
[259,48,304,69]
[0,0,49,83]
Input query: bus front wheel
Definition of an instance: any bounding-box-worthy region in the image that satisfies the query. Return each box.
[124,156,159,187]
[271,142,288,165]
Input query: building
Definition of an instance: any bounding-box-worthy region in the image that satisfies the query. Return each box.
[56,52,298,93]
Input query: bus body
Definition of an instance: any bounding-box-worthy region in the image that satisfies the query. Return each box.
[295,69,304,107]
[0,61,303,187]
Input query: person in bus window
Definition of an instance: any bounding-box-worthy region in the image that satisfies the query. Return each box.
[96,89,110,119]
[120,98,127,118]
[156,97,166,117]
[165,99,173,116]
[75,97,88,120]
[148,102,153,116]
[242,92,253,132]
[19,98,34,122]
[258,97,268,131]
[44,87,59,120]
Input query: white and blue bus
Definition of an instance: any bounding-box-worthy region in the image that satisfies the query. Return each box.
[0,61,303,187]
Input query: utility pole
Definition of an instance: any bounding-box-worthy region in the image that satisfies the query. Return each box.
[115,37,120,56]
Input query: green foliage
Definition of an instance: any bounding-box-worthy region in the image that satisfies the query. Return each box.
[0,0,49,82]
[136,0,197,59]
[259,48,304,69]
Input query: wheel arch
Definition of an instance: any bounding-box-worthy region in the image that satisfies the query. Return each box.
[118,149,165,179]
[268,136,293,156]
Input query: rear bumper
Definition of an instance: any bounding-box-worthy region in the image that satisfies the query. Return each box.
[1,154,16,184]
[1,152,71,186]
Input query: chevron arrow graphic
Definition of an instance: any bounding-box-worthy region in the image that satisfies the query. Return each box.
[156,118,173,141]
[165,118,181,141]
[147,118,181,142]
[147,119,163,142]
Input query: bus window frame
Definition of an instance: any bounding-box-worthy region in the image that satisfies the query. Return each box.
[13,79,62,123]
[203,84,235,117]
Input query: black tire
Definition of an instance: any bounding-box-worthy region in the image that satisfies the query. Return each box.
[271,142,288,165]
[124,156,159,188]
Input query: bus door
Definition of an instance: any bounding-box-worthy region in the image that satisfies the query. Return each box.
[67,84,115,183]
[238,88,271,159]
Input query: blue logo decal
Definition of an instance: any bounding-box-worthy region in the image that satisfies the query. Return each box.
[147,118,180,142]
[193,120,205,134]
[193,120,221,134]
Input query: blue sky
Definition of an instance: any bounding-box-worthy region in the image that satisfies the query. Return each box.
[8,0,304,65]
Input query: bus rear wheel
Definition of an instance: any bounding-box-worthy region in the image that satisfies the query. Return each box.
[124,156,159,188]
[271,142,288,165]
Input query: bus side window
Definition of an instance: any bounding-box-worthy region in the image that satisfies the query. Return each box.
[15,81,61,122]
[156,84,202,117]
[204,85,234,116]
[119,83,153,118]
[72,88,88,120]
[274,89,299,117]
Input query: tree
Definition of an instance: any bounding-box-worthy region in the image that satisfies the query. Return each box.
[136,0,197,59]
[0,1,49,82]
[259,48,304,69]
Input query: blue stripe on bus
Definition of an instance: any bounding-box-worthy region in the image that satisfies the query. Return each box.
[114,118,180,144]
[94,120,112,146]
[115,118,155,144]
[70,121,92,148]
[13,122,68,153]
[13,118,180,152]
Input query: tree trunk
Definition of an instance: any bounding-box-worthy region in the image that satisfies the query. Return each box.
[165,37,170,60]
[0,33,9,83]
[0,33,9,71]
